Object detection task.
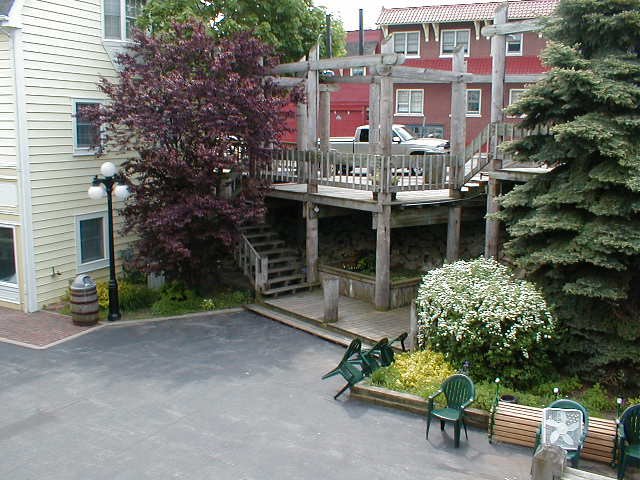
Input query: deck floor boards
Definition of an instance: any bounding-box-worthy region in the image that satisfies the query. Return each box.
[264,290,410,341]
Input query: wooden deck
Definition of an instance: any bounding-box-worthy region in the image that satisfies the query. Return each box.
[268,182,457,210]
[264,289,410,341]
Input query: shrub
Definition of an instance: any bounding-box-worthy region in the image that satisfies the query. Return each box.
[416,257,556,389]
[371,350,455,398]
[96,280,159,311]
[150,282,204,316]
[201,290,252,311]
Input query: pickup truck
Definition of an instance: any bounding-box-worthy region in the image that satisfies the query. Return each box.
[330,125,449,155]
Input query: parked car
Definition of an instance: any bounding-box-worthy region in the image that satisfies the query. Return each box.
[330,125,449,155]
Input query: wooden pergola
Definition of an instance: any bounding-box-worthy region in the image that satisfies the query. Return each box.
[264,3,545,310]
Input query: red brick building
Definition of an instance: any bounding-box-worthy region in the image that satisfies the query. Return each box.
[328,0,558,143]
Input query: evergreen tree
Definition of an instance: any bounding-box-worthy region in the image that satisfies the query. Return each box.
[497,0,640,389]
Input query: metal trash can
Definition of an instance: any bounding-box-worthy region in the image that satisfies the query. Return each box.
[69,275,99,326]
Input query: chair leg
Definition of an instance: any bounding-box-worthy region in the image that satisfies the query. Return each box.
[334,383,350,400]
[454,422,461,448]
[440,420,445,431]
[426,415,432,440]
[463,419,468,440]
[618,455,628,480]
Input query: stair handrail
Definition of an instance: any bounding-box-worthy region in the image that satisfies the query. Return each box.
[237,232,269,294]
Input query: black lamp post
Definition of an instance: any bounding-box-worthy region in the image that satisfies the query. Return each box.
[88,161,129,322]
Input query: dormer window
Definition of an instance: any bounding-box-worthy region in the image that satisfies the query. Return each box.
[104,0,145,41]
[393,32,420,57]
[440,29,470,57]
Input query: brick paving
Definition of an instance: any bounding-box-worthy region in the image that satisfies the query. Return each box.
[0,307,101,348]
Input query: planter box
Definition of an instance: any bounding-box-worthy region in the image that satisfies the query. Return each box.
[319,264,420,309]
[350,383,490,430]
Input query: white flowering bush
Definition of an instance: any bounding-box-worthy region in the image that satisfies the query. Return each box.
[416,257,555,388]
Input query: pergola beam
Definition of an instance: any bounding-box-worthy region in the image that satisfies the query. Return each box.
[272,53,406,75]
[481,18,543,36]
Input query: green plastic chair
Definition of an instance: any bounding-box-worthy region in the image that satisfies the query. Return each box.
[426,374,476,448]
[534,399,589,467]
[357,337,388,375]
[322,339,366,400]
[617,404,640,479]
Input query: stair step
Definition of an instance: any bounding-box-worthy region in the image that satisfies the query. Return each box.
[252,240,285,249]
[259,248,297,257]
[244,232,279,240]
[262,282,311,296]
[267,256,300,265]
[239,224,272,233]
[268,264,303,274]
[267,273,305,286]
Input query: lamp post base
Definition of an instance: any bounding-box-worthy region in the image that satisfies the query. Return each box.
[108,280,121,322]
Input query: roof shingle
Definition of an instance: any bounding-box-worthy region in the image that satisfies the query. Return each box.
[377,0,559,25]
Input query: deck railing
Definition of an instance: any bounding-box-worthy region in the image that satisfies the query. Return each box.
[261,122,550,193]
[234,233,268,293]
[261,150,456,192]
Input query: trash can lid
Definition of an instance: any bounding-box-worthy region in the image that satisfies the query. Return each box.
[71,274,96,289]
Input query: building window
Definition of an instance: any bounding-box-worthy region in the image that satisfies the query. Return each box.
[393,31,420,57]
[76,213,108,272]
[0,227,17,285]
[506,33,523,55]
[396,89,424,115]
[350,67,366,76]
[73,100,102,154]
[441,29,470,56]
[509,89,527,105]
[104,0,145,41]
[466,89,482,116]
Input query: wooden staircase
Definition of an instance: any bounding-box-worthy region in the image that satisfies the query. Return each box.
[236,224,311,297]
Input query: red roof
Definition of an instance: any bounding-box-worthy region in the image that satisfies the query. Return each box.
[345,29,383,43]
[404,56,547,75]
[377,0,558,25]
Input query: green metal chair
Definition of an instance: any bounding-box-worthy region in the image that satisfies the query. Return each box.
[617,404,640,479]
[534,399,589,467]
[322,339,366,400]
[426,374,476,448]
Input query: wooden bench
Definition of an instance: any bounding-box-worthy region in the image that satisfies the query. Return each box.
[490,401,617,464]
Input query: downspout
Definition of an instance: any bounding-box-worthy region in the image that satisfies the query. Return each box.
[4,24,37,312]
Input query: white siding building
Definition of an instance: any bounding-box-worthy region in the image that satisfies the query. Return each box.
[0,0,137,311]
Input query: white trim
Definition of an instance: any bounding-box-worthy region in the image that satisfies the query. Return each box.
[392,31,420,58]
[0,224,20,303]
[75,211,109,273]
[9,27,36,312]
[466,88,482,117]
[506,33,523,56]
[72,98,104,155]
[395,88,424,116]
[440,28,471,57]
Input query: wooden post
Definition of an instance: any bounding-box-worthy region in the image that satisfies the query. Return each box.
[408,300,418,351]
[368,81,380,155]
[446,45,465,262]
[323,276,339,322]
[446,205,462,262]
[449,45,467,192]
[485,2,508,259]
[306,44,319,152]
[318,85,336,153]
[305,201,318,284]
[374,36,394,311]
[296,102,308,150]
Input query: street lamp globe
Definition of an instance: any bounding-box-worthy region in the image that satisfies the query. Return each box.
[114,183,130,200]
[88,184,106,200]
[100,161,117,178]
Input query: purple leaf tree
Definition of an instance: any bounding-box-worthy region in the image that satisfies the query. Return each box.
[89,21,298,285]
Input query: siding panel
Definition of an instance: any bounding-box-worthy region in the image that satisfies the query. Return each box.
[23,0,133,307]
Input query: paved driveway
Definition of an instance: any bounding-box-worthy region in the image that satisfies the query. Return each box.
[0,311,532,480]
